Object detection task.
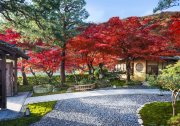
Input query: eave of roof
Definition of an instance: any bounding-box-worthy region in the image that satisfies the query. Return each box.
[0,40,29,59]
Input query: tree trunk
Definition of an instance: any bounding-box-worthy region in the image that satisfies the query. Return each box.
[88,62,95,80]
[87,64,92,75]
[46,71,53,84]
[99,63,104,79]
[21,66,28,85]
[60,48,66,86]
[172,91,179,116]
[30,67,38,85]
[126,59,131,84]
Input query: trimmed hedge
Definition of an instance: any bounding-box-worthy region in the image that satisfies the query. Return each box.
[18,74,89,86]
[18,75,60,85]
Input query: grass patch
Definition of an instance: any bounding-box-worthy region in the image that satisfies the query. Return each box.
[0,101,56,126]
[139,101,180,126]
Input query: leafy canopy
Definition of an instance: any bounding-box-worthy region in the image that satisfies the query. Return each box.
[154,0,180,12]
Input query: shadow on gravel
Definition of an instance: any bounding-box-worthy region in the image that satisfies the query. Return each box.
[32,94,171,126]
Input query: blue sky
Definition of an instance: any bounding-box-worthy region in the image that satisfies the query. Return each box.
[85,0,180,23]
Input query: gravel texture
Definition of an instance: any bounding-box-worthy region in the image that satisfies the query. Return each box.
[31,94,171,126]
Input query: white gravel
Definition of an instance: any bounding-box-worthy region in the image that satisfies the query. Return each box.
[31,94,171,126]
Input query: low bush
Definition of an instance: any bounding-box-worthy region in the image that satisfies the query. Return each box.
[127,80,142,85]
[18,75,60,86]
[168,113,180,126]
[110,80,126,87]
[18,74,89,86]
[95,78,111,88]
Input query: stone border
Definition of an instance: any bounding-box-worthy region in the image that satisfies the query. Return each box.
[136,102,152,126]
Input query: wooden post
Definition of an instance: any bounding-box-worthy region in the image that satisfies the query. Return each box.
[0,54,7,109]
[14,58,18,95]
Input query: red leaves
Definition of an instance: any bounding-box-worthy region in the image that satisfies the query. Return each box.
[0,29,20,45]
[26,47,62,73]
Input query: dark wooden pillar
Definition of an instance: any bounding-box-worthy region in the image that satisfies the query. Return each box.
[0,54,7,109]
[14,58,18,95]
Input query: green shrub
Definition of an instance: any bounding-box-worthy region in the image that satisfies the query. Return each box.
[111,80,126,87]
[95,78,111,88]
[147,75,160,87]
[94,68,109,79]
[18,75,60,86]
[66,74,89,83]
[168,113,180,126]
[17,74,91,92]
[127,80,141,85]
[78,77,95,85]
[18,85,34,92]
[18,74,90,86]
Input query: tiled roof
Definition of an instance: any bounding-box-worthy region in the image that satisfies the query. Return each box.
[0,40,29,59]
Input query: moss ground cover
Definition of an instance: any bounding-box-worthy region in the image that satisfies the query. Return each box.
[139,101,180,126]
[0,101,56,126]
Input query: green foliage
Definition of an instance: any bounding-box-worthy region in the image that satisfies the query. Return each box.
[79,78,95,85]
[18,85,34,92]
[154,0,180,12]
[94,68,108,79]
[147,75,160,87]
[139,101,180,126]
[168,113,180,126]
[95,78,111,88]
[0,101,56,126]
[127,80,142,85]
[66,74,89,83]
[17,74,90,92]
[147,61,180,91]
[158,61,180,91]
[0,0,89,43]
[18,75,60,85]
[110,80,126,87]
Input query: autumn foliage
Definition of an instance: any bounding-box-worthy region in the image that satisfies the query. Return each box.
[0,12,179,84]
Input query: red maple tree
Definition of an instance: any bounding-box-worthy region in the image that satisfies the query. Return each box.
[88,17,177,83]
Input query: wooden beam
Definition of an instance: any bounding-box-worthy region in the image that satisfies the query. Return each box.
[0,47,15,56]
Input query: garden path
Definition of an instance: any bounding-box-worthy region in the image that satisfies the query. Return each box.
[25,89,171,105]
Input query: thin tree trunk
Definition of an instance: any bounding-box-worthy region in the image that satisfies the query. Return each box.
[30,67,38,85]
[172,91,179,116]
[21,66,28,85]
[60,48,66,86]
[87,64,92,75]
[126,59,131,84]
[46,71,53,84]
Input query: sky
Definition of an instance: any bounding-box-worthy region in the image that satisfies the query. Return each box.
[85,0,180,23]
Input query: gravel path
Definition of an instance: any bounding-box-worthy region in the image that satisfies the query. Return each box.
[31,94,171,126]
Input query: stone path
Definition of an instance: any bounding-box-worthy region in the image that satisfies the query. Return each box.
[25,89,170,105]
[0,92,30,121]
[31,94,171,126]
[0,89,171,122]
